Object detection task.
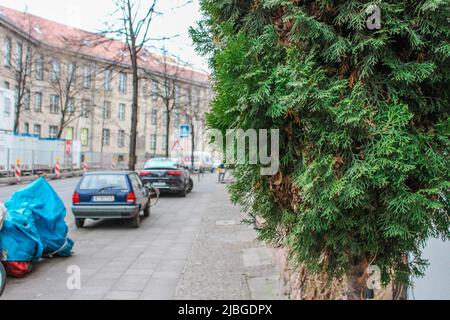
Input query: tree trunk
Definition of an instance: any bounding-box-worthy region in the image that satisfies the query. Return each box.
[13,106,20,134]
[13,84,23,134]
[165,111,170,158]
[345,259,369,300]
[57,111,66,138]
[129,64,139,170]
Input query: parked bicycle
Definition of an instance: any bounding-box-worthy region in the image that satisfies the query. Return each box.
[146,183,161,207]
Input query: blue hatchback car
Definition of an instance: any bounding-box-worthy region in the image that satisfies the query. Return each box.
[71,171,151,228]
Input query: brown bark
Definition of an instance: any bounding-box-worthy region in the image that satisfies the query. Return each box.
[345,259,369,300]
[127,0,138,171]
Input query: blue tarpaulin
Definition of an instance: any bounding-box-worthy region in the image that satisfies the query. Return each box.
[0,178,74,261]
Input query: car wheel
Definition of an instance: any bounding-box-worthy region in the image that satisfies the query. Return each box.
[130,212,140,228]
[75,218,85,228]
[187,178,194,193]
[0,263,6,297]
[143,203,150,217]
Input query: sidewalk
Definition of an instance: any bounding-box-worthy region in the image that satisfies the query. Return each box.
[175,179,286,300]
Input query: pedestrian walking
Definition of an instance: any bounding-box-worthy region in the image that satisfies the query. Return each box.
[218,163,226,182]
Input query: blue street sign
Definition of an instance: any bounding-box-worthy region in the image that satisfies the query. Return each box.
[180,124,190,138]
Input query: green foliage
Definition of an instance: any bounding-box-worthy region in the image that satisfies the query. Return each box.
[192,0,450,285]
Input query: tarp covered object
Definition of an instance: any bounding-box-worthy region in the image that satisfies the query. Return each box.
[0,178,74,262]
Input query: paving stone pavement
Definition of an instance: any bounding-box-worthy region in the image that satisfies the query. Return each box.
[0,174,285,300]
[174,178,286,300]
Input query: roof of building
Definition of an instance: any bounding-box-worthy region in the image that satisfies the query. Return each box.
[0,5,210,85]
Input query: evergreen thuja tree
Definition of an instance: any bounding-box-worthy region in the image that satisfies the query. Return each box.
[191,0,450,299]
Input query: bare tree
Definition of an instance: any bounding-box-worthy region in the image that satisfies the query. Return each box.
[10,13,37,134]
[142,43,191,158]
[101,0,158,170]
[45,51,111,139]
[179,77,209,171]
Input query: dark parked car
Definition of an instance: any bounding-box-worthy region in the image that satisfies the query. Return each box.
[139,158,193,197]
[71,171,150,228]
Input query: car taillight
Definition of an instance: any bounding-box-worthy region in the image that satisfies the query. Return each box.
[139,170,152,176]
[72,192,80,204]
[167,170,183,176]
[126,192,137,204]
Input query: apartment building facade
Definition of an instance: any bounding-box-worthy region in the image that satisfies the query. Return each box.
[0,5,212,165]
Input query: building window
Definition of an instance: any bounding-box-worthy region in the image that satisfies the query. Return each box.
[14,86,19,110]
[81,128,89,146]
[81,100,90,118]
[118,103,126,121]
[34,92,42,112]
[118,130,125,148]
[83,65,91,89]
[103,101,111,119]
[151,109,157,125]
[173,111,180,128]
[67,62,75,83]
[66,97,75,113]
[150,134,156,150]
[24,89,30,110]
[187,88,192,106]
[50,59,60,81]
[3,37,11,67]
[162,110,168,127]
[34,124,41,137]
[35,55,44,80]
[102,128,111,146]
[104,69,112,91]
[195,98,200,114]
[24,122,29,134]
[3,96,11,117]
[118,72,127,94]
[175,84,181,107]
[49,125,58,138]
[152,80,158,101]
[66,127,74,140]
[15,42,23,70]
[142,81,149,99]
[195,88,200,106]
[25,48,32,76]
[50,94,59,113]
[3,81,9,89]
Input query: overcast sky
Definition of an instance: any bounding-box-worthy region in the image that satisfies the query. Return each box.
[0,0,209,72]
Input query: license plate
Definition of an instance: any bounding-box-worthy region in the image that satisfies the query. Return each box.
[152,182,166,187]
[93,195,115,202]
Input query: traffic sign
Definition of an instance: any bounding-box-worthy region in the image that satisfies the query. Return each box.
[180,124,190,138]
[171,140,183,152]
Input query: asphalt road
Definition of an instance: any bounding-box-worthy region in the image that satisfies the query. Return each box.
[0,174,211,299]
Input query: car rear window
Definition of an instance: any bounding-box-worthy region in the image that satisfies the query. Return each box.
[145,160,176,169]
[79,174,128,190]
